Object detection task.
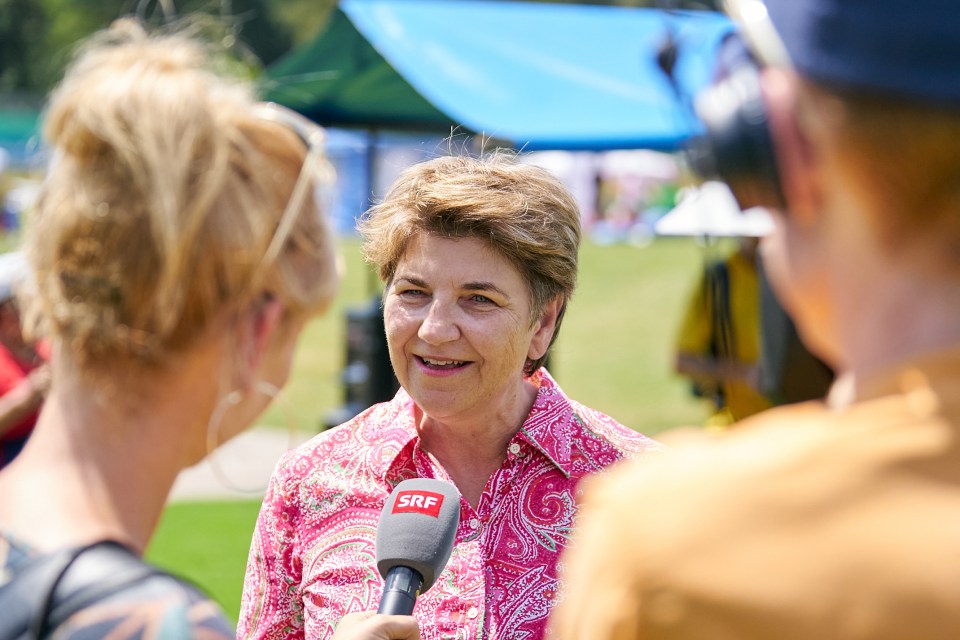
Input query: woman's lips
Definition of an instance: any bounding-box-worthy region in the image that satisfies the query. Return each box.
[416,355,469,374]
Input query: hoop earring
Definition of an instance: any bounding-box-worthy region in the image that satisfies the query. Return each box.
[205,380,297,494]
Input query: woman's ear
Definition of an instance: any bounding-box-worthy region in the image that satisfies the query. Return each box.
[763,67,822,224]
[528,295,564,361]
[236,296,285,392]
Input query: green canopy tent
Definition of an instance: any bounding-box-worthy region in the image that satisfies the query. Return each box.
[262,0,735,231]
[264,7,452,133]
[263,0,734,151]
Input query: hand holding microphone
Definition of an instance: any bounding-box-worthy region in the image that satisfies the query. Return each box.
[333,611,421,640]
[375,478,461,615]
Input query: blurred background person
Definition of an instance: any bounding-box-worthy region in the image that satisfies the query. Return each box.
[0,19,416,640]
[670,32,830,429]
[672,234,832,428]
[673,235,771,427]
[240,154,663,640]
[0,251,49,469]
[551,0,960,638]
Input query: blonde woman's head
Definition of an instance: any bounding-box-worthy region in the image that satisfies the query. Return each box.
[24,19,338,373]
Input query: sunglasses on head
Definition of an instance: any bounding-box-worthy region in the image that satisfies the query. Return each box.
[250,102,336,270]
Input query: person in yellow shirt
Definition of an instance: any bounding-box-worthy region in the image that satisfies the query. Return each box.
[674,236,772,426]
[551,0,960,637]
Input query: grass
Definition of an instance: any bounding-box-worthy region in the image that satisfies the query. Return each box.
[146,500,263,620]
[147,235,717,623]
[555,236,712,432]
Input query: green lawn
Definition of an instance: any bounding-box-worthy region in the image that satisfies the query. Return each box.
[147,235,716,623]
[146,500,263,621]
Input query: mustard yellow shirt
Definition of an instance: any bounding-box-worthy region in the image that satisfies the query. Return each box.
[552,345,960,640]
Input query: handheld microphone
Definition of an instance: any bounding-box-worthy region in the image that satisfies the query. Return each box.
[375,478,461,615]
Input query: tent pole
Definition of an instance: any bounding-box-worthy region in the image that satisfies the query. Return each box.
[365,127,380,296]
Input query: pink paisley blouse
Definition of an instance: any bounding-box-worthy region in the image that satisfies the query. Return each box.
[239,369,661,640]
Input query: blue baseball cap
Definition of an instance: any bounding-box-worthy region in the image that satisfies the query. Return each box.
[726,0,960,105]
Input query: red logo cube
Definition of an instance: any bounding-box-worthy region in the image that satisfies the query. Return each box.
[392,490,444,517]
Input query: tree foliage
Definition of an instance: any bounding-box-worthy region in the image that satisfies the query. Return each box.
[0,0,716,94]
[0,0,301,93]
[0,0,50,92]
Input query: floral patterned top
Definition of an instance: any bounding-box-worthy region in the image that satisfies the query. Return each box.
[239,369,661,640]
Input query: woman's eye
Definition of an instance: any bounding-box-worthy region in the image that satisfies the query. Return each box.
[468,294,494,304]
[398,289,425,297]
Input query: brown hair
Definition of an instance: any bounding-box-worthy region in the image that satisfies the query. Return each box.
[23,19,338,371]
[358,153,581,374]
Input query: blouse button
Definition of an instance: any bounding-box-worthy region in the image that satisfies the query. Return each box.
[469,518,481,529]
[467,606,479,619]
[508,443,521,455]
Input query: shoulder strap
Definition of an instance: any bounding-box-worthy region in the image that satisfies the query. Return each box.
[0,540,159,640]
[0,544,82,640]
[38,541,160,638]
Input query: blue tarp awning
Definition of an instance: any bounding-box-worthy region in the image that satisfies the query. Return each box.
[264,0,734,151]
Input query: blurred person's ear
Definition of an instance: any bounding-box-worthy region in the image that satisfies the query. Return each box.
[763,67,822,224]
[235,295,285,393]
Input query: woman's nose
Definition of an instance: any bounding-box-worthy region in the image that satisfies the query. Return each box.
[417,300,460,344]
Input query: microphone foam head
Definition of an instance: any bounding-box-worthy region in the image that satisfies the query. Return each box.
[376,478,461,592]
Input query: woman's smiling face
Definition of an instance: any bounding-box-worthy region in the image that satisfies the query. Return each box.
[383,233,555,424]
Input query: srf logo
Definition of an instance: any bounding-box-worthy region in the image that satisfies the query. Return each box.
[392,490,444,517]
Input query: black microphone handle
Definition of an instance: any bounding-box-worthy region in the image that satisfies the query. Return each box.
[377,566,424,615]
